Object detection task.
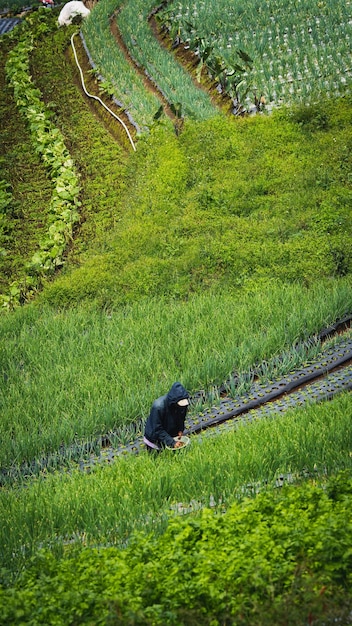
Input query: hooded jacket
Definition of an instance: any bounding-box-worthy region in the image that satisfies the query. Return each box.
[144,382,189,448]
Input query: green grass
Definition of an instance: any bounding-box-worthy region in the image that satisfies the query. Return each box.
[39,103,352,308]
[3,13,352,308]
[1,279,351,470]
[158,0,352,109]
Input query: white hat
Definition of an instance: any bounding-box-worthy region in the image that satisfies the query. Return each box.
[177,398,189,406]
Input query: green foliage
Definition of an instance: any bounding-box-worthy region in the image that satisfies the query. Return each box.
[0,37,53,294]
[0,179,13,213]
[288,101,330,131]
[28,20,128,245]
[0,0,37,13]
[158,0,352,109]
[40,104,352,307]
[1,10,81,307]
[1,469,352,624]
[1,279,351,470]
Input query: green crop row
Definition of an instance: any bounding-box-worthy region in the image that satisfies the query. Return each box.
[0,33,56,294]
[0,10,130,296]
[81,0,162,132]
[158,0,352,110]
[3,469,352,624]
[2,10,81,308]
[82,0,218,127]
[117,0,218,121]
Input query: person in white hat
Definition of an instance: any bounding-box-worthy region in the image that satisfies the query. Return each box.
[143,382,190,452]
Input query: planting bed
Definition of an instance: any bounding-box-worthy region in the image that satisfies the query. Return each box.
[77,334,352,469]
[0,16,21,34]
[115,0,217,120]
[187,335,352,434]
[157,0,352,110]
[2,322,350,484]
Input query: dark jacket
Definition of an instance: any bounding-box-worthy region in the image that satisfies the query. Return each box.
[144,382,189,448]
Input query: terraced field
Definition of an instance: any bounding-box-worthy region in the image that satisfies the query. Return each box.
[158,0,352,111]
[1,2,352,623]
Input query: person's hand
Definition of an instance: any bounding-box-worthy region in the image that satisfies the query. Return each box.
[178,431,183,437]
[174,440,183,448]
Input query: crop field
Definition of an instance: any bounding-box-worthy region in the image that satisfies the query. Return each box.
[1,392,352,571]
[159,0,352,110]
[1,4,352,622]
[2,280,351,471]
[116,0,217,120]
[82,0,162,132]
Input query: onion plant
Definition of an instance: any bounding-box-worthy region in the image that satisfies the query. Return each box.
[1,391,352,576]
[158,0,352,109]
[117,0,218,120]
[1,278,351,470]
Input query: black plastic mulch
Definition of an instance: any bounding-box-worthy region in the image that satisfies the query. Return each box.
[0,16,22,34]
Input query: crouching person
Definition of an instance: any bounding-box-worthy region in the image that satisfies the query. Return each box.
[143,382,189,453]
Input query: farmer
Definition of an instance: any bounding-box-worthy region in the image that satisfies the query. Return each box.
[143,381,190,452]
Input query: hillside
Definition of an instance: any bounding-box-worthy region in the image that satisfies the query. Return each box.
[0,3,352,624]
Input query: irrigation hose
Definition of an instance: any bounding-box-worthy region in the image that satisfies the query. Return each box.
[70,33,136,152]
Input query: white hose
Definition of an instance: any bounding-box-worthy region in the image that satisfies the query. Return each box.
[70,33,136,151]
